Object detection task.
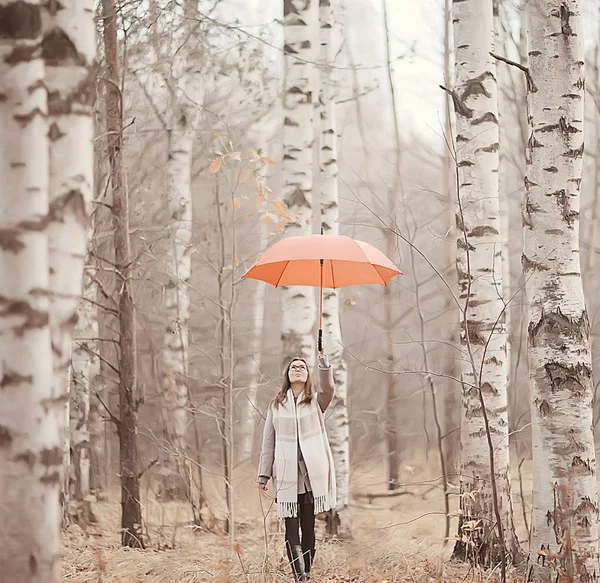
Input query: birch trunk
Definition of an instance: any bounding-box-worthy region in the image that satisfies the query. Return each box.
[442,0,460,475]
[318,0,351,540]
[382,0,401,491]
[0,2,57,580]
[40,0,95,527]
[524,1,599,580]
[451,0,520,565]
[70,268,100,504]
[281,0,318,368]
[234,169,268,464]
[102,0,143,549]
[160,0,204,499]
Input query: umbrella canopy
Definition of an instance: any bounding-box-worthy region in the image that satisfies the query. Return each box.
[243,234,401,289]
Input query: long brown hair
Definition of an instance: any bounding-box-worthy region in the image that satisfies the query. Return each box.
[273,357,314,408]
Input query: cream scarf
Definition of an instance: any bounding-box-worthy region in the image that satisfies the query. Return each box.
[271,389,336,518]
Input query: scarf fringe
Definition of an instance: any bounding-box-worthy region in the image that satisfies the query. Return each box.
[278,492,336,518]
[278,500,299,518]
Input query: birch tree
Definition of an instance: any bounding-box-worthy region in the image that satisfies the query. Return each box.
[281,0,318,367]
[450,0,520,565]
[102,0,143,548]
[41,0,96,525]
[159,0,204,498]
[0,1,58,580]
[319,0,351,539]
[382,0,401,491]
[524,1,599,580]
[70,265,101,513]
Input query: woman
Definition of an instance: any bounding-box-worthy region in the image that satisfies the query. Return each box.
[257,353,336,582]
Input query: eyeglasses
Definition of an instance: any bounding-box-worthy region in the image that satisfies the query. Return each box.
[290,365,307,372]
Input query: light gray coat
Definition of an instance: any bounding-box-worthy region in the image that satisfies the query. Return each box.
[257,355,334,496]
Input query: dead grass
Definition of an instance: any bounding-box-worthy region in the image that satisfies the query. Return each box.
[61,458,530,582]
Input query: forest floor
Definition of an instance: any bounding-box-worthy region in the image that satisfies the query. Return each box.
[61,459,530,583]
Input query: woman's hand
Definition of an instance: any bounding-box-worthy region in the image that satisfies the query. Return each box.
[258,481,268,492]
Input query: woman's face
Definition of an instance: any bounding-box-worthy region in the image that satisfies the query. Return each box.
[288,359,308,384]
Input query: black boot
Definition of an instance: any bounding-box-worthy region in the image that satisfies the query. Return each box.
[303,547,315,578]
[287,544,307,582]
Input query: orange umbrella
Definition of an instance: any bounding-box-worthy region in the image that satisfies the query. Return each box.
[242,234,402,351]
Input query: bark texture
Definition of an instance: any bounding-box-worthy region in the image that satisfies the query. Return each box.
[524,1,599,580]
[102,0,143,548]
[159,0,204,498]
[0,1,58,580]
[40,0,95,526]
[281,0,318,367]
[451,0,520,566]
[319,0,351,540]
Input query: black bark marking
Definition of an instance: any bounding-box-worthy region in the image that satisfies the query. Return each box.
[529,308,590,347]
[559,116,579,135]
[0,300,49,337]
[1,369,33,388]
[472,112,498,126]
[477,143,499,154]
[0,228,25,253]
[522,253,550,273]
[457,238,475,252]
[283,43,297,55]
[545,361,589,397]
[40,471,60,485]
[285,187,310,209]
[571,456,594,474]
[48,121,64,142]
[538,399,551,416]
[564,143,584,159]
[284,116,299,127]
[559,3,573,36]
[528,132,543,150]
[284,0,300,16]
[14,107,46,127]
[550,189,578,228]
[40,446,62,467]
[0,426,12,447]
[464,320,487,344]
[544,166,558,173]
[14,450,36,469]
[48,188,87,226]
[457,160,474,167]
[545,228,564,235]
[467,225,499,237]
[0,2,41,40]
[42,28,83,66]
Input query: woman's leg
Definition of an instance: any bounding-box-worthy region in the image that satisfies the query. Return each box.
[285,517,305,580]
[299,497,316,575]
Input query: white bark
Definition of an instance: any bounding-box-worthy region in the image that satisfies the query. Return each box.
[524,1,599,580]
[452,0,519,564]
[40,0,95,524]
[281,0,318,368]
[0,2,57,580]
[319,0,351,539]
[149,0,203,493]
[234,170,268,464]
[70,266,100,500]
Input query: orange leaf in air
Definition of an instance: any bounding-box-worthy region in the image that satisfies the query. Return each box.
[209,157,222,173]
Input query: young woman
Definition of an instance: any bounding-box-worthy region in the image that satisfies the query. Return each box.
[257,354,336,582]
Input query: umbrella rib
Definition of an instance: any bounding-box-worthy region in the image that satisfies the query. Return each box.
[330,258,336,290]
[274,260,290,288]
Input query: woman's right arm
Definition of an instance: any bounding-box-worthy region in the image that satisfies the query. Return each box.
[257,406,275,487]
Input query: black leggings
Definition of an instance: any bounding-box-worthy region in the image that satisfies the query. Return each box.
[284,493,315,556]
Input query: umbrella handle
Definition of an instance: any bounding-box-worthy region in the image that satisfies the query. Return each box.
[318,258,323,353]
